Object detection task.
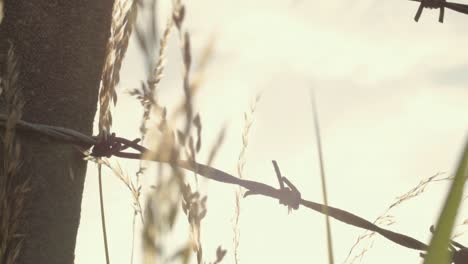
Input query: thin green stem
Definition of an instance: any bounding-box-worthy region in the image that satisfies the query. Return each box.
[423,138,468,264]
[98,164,111,264]
[309,88,334,264]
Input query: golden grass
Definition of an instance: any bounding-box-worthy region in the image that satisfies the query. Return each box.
[125,1,223,263]
[133,2,228,263]
[85,1,468,264]
[233,93,261,264]
[99,0,138,134]
[344,171,453,264]
[96,1,139,263]
[128,6,176,263]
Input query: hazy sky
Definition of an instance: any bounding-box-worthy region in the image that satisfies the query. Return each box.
[76,1,468,263]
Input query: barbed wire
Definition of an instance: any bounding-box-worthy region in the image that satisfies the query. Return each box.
[1,114,466,263]
[410,0,468,23]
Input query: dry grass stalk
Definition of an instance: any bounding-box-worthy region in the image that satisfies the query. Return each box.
[181,184,207,263]
[95,1,222,262]
[142,132,187,263]
[128,3,181,263]
[87,156,145,222]
[186,36,215,99]
[131,13,174,137]
[99,0,138,134]
[167,1,212,262]
[344,171,453,264]
[0,41,29,264]
[128,7,176,263]
[173,2,206,261]
[139,2,222,262]
[210,246,227,264]
[141,158,193,264]
[233,93,261,264]
[96,2,139,263]
[147,16,174,97]
[206,125,226,167]
[138,60,190,264]
[170,37,215,121]
[171,0,194,137]
[130,8,176,200]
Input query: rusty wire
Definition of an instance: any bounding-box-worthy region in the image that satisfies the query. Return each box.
[1,114,467,262]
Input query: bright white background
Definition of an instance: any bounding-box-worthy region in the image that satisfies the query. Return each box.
[76,0,468,263]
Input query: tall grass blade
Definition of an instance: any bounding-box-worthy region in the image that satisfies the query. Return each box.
[423,138,468,264]
[309,88,334,264]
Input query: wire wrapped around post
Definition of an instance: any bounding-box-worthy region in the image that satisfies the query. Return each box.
[1,114,468,263]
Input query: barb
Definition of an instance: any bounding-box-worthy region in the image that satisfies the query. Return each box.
[244,161,301,212]
[409,0,468,23]
[1,115,467,263]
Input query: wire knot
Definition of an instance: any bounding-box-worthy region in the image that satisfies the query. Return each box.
[277,176,301,211]
[271,160,301,212]
[91,133,142,158]
[91,133,122,157]
[242,161,302,212]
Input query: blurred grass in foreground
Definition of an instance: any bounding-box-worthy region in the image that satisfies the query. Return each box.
[424,138,468,264]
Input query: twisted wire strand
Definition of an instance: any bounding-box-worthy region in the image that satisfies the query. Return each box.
[0,114,438,255]
[0,115,97,147]
[410,0,468,13]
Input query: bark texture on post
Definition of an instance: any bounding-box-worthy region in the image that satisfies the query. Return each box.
[0,1,114,263]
